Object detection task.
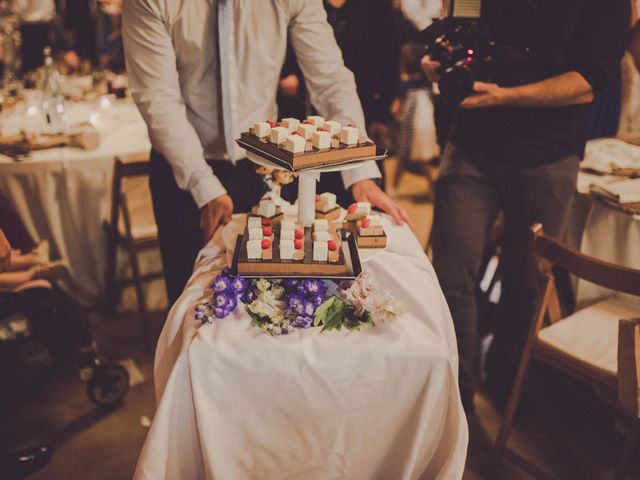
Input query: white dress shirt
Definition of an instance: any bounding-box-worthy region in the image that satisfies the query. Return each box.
[12,0,55,23]
[400,0,444,31]
[122,0,381,209]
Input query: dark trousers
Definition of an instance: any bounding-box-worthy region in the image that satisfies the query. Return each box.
[431,144,579,412]
[19,23,53,74]
[149,151,267,305]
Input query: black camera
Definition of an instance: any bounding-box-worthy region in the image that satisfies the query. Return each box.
[421,18,497,105]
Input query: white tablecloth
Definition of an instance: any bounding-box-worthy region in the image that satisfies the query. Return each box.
[135,219,468,479]
[0,100,151,305]
[572,172,640,305]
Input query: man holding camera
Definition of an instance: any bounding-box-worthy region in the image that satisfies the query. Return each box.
[422,0,630,414]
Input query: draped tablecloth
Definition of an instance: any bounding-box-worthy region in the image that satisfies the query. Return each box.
[0,100,151,305]
[134,218,468,479]
[569,172,640,306]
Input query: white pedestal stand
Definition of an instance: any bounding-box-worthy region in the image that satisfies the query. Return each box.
[244,151,386,227]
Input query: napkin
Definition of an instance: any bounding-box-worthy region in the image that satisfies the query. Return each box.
[598,178,640,204]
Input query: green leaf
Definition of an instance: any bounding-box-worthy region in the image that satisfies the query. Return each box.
[315,296,348,331]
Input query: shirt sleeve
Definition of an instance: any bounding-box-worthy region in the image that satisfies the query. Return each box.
[573,0,630,96]
[122,0,227,209]
[288,0,381,188]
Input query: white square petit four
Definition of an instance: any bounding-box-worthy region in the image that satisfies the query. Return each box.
[281,219,296,231]
[339,126,358,145]
[323,120,341,136]
[313,241,328,262]
[247,217,262,229]
[320,192,337,210]
[356,202,371,215]
[258,199,277,218]
[297,123,317,139]
[247,240,262,259]
[248,228,263,241]
[270,126,289,145]
[281,118,300,133]
[281,229,294,240]
[306,115,325,127]
[285,134,306,154]
[253,122,271,138]
[312,130,331,149]
[314,219,329,232]
[314,231,330,242]
[367,214,381,226]
[279,240,294,260]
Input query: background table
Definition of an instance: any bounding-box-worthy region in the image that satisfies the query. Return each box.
[0,100,151,305]
[134,217,469,479]
[569,172,640,306]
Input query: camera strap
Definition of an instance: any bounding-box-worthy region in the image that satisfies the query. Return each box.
[447,0,482,19]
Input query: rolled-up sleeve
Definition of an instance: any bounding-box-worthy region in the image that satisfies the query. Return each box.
[288,0,381,188]
[122,0,226,208]
[573,0,630,96]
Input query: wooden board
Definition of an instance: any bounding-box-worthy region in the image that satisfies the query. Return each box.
[356,232,387,249]
[239,132,376,171]
[236,226,347,276]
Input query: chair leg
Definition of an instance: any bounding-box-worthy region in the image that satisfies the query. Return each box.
[614,417,640,480]
[128,244,153,354]
[493,276,554,462]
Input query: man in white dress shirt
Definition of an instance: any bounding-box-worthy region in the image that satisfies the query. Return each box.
[122,0,410,304]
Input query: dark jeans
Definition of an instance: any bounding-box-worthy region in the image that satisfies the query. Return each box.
[19,23,53,74]
[431,144,579,412]
[149,151,267,305]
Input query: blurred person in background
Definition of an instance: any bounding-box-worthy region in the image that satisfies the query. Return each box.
[391,42,439,190]
[324,0,399,148]
[11,0,55,73]
[423,0,630,415]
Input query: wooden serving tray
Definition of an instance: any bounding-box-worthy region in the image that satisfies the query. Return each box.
[238,132,376,171]
[230,228,362,280]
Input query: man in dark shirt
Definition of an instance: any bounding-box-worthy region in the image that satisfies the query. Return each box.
[422,0,630,414]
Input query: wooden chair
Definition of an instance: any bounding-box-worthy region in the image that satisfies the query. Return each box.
[493,223,640,479]
[105,155,163,352]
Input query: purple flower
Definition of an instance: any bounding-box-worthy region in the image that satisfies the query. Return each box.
[292,315,313,328]
[226,294,238,312]
[303,300,316,317]
[221,267,232,277]
[287,294,306,315]
[214,307,229,319]
[241,288,257,304]
[212,275,232,293]
[282,279,300,292]
[231,276,247,295]
[311,293,325,307]
[214,293,229,308]
[299,279,326,298]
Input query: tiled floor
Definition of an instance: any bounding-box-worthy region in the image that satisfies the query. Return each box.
[0,160,637,479]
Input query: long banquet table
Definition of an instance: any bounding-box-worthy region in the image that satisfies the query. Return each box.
[0,100,152,305]
[134,217,469,479]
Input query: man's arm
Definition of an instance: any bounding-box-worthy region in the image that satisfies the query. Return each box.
[122,0,232,241]
[287,0,411,226]
[424,0,630,110]
[460,72,594,109]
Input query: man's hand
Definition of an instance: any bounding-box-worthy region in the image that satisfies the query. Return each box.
[351,179,414,229]
[460,82,511,109]
[279,74,300,98]
[420,55,441,83]
[0,229,11,272]
[200,194,233,244]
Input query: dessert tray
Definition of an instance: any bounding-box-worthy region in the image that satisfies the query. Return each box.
[236,116,387,172]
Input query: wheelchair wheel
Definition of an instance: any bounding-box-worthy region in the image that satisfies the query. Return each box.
[87,364,130,407]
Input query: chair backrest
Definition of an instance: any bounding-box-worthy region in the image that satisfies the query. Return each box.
[531,223,640,297]
[109,155,150,229]
[618,318,640,417]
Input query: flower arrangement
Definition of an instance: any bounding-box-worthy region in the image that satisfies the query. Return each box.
[196,267,402,336]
